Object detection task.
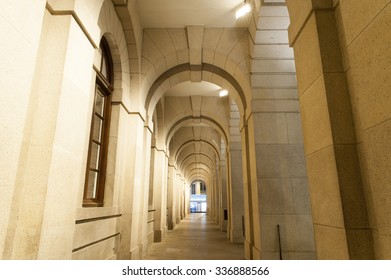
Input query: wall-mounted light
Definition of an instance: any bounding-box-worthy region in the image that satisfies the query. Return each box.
[219,89,228,97]
[236,2,251,19]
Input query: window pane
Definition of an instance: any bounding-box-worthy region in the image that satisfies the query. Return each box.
[101,54,108,80]
[84,38,112,207]
[92,115,103,142]
[95,91,105,116]
[90,142,100,170]
[86,171,98,199]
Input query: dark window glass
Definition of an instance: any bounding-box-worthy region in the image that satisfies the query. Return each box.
[83,37,113,207]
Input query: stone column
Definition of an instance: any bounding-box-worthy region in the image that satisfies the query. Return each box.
[211,174,218,222]
[195,181,201,195]
[212,177,216,220]
[206,180,211,216]
[139,125,153,257]
[227,144,245,243]
[226,100,245,244]
[182,180,187,218]
[219,157,228,232]
[180,178,185,220]
[151,147,167,242]
[208,179,213,218]
[185,184,190,215]
[175,172,182,224]
[287,1,373,259]
[0,0,46,259]
[3,9,99,259]
[120,113,148,260]
[213,171,220,224]
[240,121,262,259]
[117,112,145,260]
[226,157,232,241]
[167,164,176,230]
[246,3,316,260]
[163,155,168,231]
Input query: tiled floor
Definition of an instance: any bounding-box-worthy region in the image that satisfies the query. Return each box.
[145,213,244,260]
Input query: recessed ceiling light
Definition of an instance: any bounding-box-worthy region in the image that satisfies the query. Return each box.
[236,3,251,19]
[219,89,228,97]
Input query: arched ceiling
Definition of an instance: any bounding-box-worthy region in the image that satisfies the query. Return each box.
[136,0,259,189]
[137,0,250,28]
[165,81,222,97]
[168,126,222,184]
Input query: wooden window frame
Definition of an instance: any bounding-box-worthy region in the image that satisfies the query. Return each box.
[83,38,113,207]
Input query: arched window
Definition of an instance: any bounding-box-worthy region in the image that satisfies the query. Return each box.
[83,37,113,207]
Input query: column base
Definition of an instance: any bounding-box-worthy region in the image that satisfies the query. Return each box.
[220,220,228,232]
[226,225,231,240]
[252,246,262,260]
[116,251,131,260]
[230,228,244,243]
[129,246,140,260]
[140,239,149,258]
[147,231,154,245]
[168,221,175,230]
[244,239,262,260]
[154,230,163,242]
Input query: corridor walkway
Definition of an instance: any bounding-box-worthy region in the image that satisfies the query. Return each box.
[145,213,244,260]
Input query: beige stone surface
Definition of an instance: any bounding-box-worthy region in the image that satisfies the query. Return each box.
[339,0,390,45]
[291,178,312,215]
[346,4,391,133]
[260,6,289,17]
[306,146,345,228]
[313,224,349,260]
[261,214,315,253]
[334,5,351,71]
[373,231,391,259]
[252,44,294,59]
[323,73,356,144]
[315,11,345,73]
[252,88,298,100]
[362,120,391,236]
[186,25,204,65]
[145,29,176,57]
[251,100,299,113]
[254,113,289,144]
[0,0,46,257]
[251,74,297,88]
[286,113,304,144]
[73,217,118,251]
[256,144,307,178]
[299,75,333,155]
[255,30,289,44]
[72,236,118,260]
[258,178,294,214]
[346,229,374,259]
[292,14,322,95]
[334,145,370,229]
[257,16,290,30]
[167,28,188,51]
[286,0,313,44]
[251,59,295,73]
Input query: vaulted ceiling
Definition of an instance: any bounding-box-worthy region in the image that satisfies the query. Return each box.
[140,0,251,186]
[137,0,249,28]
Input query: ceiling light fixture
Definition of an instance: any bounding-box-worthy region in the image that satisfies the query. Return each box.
[219,89,228,97]
[236,1,252,19]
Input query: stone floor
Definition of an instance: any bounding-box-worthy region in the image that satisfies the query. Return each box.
[145,213,244,260]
